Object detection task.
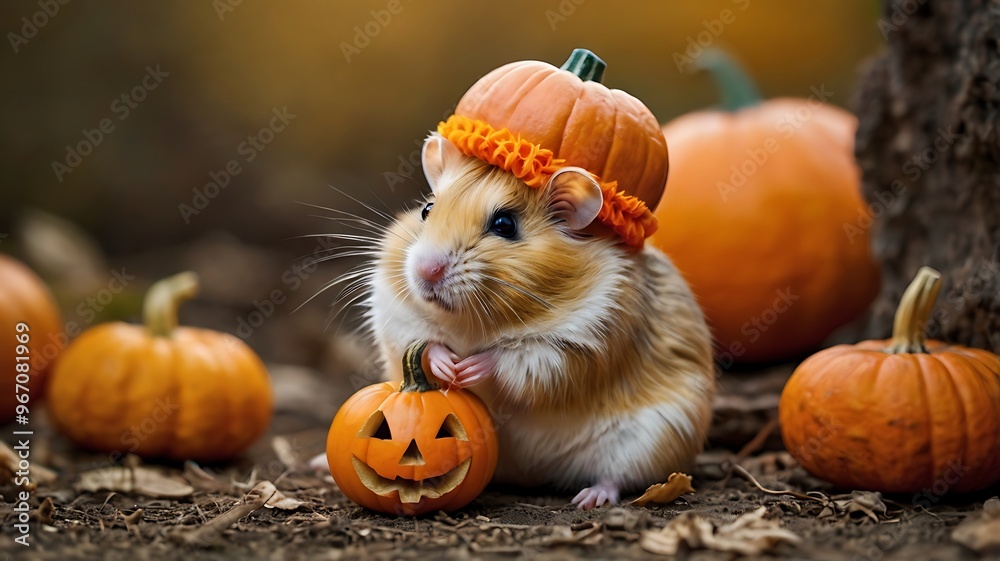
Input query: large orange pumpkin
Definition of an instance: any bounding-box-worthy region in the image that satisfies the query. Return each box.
[327,341,498,515]
[47,271,273,461]
[649,51,879,364]
[780,267,1000,493]
[450,48,667,246]
[0,255,62,424]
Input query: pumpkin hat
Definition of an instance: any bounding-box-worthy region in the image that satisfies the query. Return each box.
[438,48,668,248]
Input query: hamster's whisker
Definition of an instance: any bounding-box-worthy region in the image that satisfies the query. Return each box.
[482,276,553,310]
[479,283,527,328]
[293,264,375,313]
[302,250,380,268]
[324,187,421,243]
[464,285,494,333]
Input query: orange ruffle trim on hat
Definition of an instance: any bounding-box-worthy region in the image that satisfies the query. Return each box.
[437,114,658,247]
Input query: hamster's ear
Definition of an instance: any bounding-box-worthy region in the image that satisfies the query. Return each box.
[421,133,463,195]
[546,167,603,230]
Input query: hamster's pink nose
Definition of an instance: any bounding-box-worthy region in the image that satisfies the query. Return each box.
[416,255,449,284]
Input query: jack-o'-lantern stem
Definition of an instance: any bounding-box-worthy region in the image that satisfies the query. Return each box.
[886,267,942,354]
[400,341,437,392]
[144,271,199,338]
[560,48,606,83]
[695,49,761,112]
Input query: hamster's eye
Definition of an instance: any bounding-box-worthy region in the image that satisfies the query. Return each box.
[421,202,433,221]
[489,210,518,240]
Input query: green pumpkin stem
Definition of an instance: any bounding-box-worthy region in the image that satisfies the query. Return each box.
[143,271,199,337]
[400,341,438,392]
[885,267,942,354]
[560,48,606,83]
[695,49,761,112]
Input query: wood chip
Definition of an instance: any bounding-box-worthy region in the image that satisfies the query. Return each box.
[632,472,695,506]
[122,508,144,538]
[37,497,54,525]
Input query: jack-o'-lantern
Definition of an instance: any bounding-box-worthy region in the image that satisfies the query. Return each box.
[326,341,498,515]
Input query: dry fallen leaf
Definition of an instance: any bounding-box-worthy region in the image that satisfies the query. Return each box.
[255,480,306,510]
[953,497,1000,553]
[824,491,888,523]
[182,461,232,493]
[641,506,801,556]
[632,472,695,507]
[76,467,194,498]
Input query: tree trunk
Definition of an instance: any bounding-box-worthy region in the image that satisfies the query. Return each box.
[853,0,1000,353]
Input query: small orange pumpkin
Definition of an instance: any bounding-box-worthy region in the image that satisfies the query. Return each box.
[449,48,668,246]
[649,51,880,363]
[326,341,498,515]
[0,255,63,424]
[780,267,1000,493]
[47,272,273,461]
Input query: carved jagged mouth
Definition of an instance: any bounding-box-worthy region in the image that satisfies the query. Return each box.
[352,456,472,504]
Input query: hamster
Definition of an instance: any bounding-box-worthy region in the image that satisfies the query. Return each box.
[365,133,715,509]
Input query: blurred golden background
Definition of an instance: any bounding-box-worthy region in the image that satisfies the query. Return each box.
[0,0,883,368]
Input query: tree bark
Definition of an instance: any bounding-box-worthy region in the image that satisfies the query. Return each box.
[853,0,1000,353]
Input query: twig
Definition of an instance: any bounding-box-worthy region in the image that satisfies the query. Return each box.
[734,417,780,463]
[170,488,275,547]
[732,465,826,503]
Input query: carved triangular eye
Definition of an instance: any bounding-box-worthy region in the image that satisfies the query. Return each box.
[436,413,468,440]
[357,410,393,440]
[373,418,392,440]
[436,422,453,439]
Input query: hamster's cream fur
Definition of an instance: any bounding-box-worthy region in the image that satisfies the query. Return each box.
[367,135,714,509]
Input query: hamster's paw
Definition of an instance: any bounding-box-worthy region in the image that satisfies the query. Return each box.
[453,350,497,388]
[427,342,460,386]
[571,480,620,510]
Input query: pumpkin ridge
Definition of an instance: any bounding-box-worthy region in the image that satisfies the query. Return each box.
[80,326,135,445]
[941,350,1000,488]
[215,332,244,455]
[501,66,555,124]
[928,351,970,486]
[914,353,940,488]
[860,352,890,490]
[552,85,590,157]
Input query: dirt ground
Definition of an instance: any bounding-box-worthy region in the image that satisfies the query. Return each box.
[2,362,996,561]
